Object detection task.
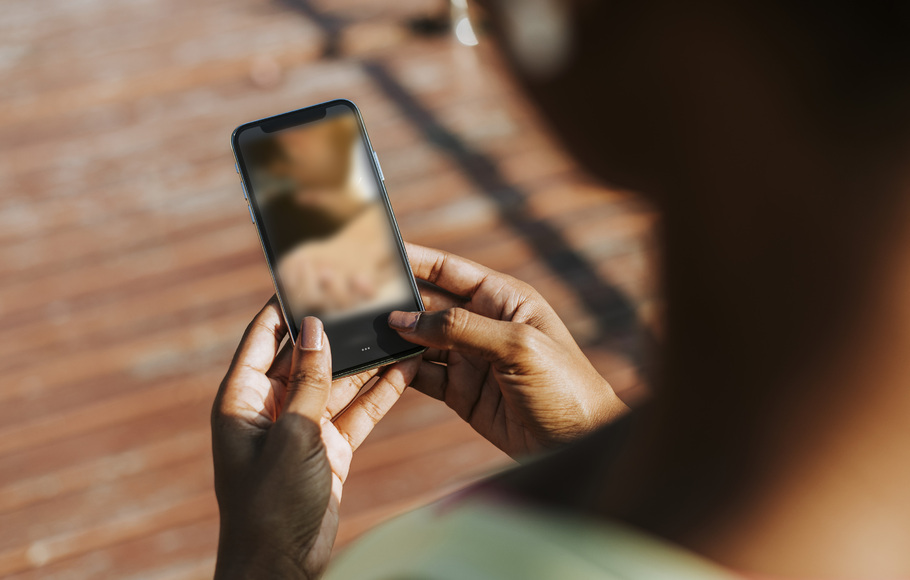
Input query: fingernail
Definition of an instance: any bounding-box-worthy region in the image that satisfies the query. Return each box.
[388,311,420,332]
[299,317,324,351]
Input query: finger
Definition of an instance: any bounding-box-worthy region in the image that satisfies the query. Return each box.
[266,339,294,382]
[225,296,287,378]
[215,296,286,422]
[403,359,492,432]
[407,244,542,322]
[283,317,333,422]
[333,357,420,451]
[262,340,294,413]
[417,279,465,312]
[388,307,535,363]
[321,423,356,485]
[213,296,286,464]
[326,368,381,419]
[404,243,496,299]
[422,347,449,364]
[409,359,448,401]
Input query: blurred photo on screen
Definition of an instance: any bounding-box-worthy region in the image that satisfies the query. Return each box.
[239,107,412,326]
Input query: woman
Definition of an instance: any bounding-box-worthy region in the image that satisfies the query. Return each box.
[212,1,910,577]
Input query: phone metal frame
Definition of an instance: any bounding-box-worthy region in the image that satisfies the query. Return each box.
[230,98,426,378]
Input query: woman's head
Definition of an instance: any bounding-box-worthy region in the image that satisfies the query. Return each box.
[486,0,910,399]
[485,1,910,514]
[486,1,910,192]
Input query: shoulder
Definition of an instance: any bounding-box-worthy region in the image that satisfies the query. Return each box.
[326,414,735,580]
[325,491,736,580]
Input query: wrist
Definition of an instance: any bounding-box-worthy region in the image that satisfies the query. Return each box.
[215,549,310,580]
[215,526,310,580]
[589,375,630,428]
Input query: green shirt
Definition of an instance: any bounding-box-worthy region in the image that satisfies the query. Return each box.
[326,496,740,580]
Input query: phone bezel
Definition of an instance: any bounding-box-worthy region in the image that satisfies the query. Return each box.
[231,98,426,378]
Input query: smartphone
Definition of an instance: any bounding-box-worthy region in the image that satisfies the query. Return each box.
[231,99,425,378]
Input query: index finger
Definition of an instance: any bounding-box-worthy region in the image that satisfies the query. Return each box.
[404,243,495,299]
[214,296,287,425]
[224,295,287,380]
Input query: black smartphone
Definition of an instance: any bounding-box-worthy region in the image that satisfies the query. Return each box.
[231,99,425,378]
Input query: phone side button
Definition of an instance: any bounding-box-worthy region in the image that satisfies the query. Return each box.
[240,180,248,200]
[248,204,256,223]
[372,151,385,181]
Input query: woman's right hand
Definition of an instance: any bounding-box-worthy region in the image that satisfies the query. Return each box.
[388,243,630,460]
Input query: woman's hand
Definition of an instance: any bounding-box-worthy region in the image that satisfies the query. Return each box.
[389,244,629,460]
[212,297,417,580]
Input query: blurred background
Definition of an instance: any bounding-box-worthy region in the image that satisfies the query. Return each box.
[0,0,656,577]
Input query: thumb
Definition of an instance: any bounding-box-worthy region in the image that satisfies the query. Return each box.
[283,316,333,422]
[388,308,534,363]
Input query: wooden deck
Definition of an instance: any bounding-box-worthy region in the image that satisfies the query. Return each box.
[0,0,656,577]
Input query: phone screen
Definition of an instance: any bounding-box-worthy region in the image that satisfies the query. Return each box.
[232,100,424,377]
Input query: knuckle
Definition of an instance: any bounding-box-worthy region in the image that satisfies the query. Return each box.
[508,323,540,352]
[288,365,330,388]
[510,280,542,310]
[521,282,544,303]
[359,395,386,424]
[503,273,527,292]
[429,253,450,284]
[339,428,357,450]
[440,307,469,341]
[247,317,271,338]
[495,271,527,295]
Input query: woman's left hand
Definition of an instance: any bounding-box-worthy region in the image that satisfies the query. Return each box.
[211,297,417,580]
